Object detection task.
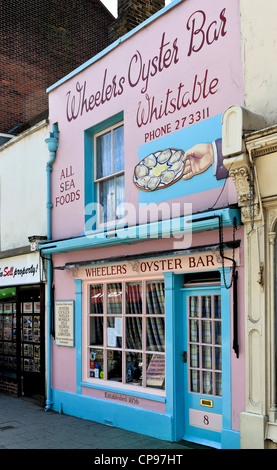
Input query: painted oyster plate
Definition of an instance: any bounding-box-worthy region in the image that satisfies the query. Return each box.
[133,148,185,191]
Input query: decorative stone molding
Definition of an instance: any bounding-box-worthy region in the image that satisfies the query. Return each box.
[268,208,277,232]
[241,203,261,223]
[229,166,251,206]
[223,153,261,224]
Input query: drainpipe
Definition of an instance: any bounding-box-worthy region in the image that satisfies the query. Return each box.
[44,124,59,411]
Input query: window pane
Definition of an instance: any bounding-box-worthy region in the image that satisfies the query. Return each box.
[146,317,165,352]
[215,321,221,345]
[107,317,122,348]
[189,296,199,317]
[116,175,125,220]
[107,283,122,314]
[190,344,199,368]
[99,178,115,223]
[126,317,142,350]
[146,354,165,389]
[214,295,221,319]
[126,283,142,315]
[191,369,200,393]
[108,350,122,382]
[203,370,213,394]
[89,348,103,378]
[202,296,211,318]
[113,125,124,173]
[202,320,212,344]
[215,347,222,370]
[189,320,199,342]
[215,372,222,396]
[202,345,212,369]
[89,317,103,346]
[96,131,111,179]
[146,282,165,315]
[126,352,142,386]
[90,285,103,314]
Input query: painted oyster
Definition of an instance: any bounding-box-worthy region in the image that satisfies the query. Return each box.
[170,160,184,174]
[137,175,151,188]
[157,149,172,163]
[135,164,148,179]
[133,148,185,191]
[161,170,175,185]
[169,150,183,165]
[147,176,161,190]
[144,154,157,168]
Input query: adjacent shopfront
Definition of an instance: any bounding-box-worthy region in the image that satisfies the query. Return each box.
[0,252,45,400]
[41,0,245,448]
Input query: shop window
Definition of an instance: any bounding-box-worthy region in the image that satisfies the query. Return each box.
[188,294,222,396]
[86,280,165,391]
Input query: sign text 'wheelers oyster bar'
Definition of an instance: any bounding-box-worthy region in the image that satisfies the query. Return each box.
[68,250,239,280]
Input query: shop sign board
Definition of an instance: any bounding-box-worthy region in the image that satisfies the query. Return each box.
[69,249,239,281]
[0,252,41,286]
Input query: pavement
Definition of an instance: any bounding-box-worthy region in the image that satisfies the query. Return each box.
[0,393,211,452]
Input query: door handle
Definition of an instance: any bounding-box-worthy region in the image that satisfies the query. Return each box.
[182,351,187,363]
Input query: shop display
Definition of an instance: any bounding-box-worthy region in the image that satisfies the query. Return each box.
[0,300,41,373]
[0,301,17,370]
[87,281,165,389]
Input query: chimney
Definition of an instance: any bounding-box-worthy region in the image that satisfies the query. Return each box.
[109,0,165,42]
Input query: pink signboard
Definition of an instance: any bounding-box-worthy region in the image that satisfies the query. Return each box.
[48,0,243,239]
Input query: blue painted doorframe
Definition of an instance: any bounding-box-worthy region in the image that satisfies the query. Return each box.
[164,268,240,449]
[183,284,223,448]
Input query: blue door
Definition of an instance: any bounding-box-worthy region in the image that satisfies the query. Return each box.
[183,287,223,448]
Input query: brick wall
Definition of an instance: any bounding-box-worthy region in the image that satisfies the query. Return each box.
[0,0,166,134]
[109,0,165,41]
[0,377,19,397]
[0,0,114,133]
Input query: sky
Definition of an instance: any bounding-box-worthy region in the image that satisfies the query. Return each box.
[100,0,171,18]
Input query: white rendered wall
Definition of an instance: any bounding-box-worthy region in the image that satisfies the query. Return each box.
[0,121,48,252]
[240,0,277,126]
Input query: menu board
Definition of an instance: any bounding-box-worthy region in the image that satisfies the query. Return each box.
[55,301,75,347]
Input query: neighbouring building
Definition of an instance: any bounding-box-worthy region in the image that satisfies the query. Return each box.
[0,120,49,400]
[0,0,115,134]
[220,0,277,449]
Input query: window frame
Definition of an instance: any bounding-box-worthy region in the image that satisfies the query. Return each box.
[187,292,222,397]
[84,111,124,232]
[82,277,166,396]
[94,121,124,227]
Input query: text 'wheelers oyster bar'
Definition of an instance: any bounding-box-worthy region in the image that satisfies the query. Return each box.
[80,251,235,279]
[41,0,245,449]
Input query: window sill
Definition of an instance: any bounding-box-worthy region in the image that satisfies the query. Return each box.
[80,380,166,402]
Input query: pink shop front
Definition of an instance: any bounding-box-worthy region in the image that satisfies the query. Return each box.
[41,0,245,448]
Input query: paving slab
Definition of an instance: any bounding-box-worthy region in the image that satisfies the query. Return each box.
[0,393,210,451]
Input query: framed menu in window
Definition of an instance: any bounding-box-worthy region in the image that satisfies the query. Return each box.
[55,300,75,347]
